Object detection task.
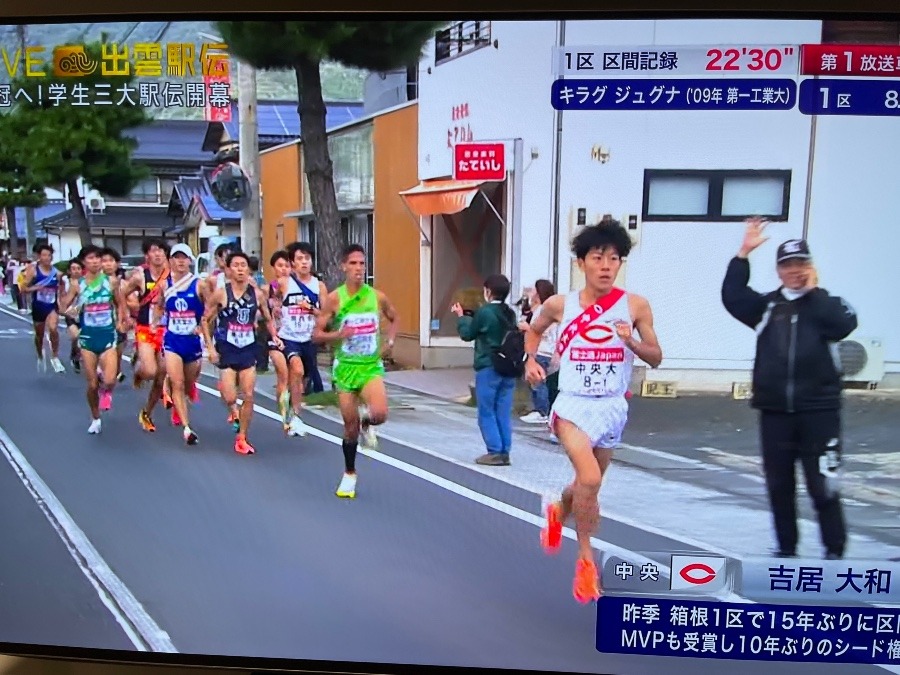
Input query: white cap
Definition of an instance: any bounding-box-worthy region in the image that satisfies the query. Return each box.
[169,243,195,260]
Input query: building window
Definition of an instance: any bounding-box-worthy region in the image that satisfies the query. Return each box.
[126,177,160,203]
[821,20,900,44]
[434,21,492,66]
[642,170,791,222]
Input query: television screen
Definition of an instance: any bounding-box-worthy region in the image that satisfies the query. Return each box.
[0,15,898,675]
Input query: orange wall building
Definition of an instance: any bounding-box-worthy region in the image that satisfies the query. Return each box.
[258,101,423,367]
[259,142,303,270]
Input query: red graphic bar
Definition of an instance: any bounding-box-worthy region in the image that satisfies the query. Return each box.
[800,43,900,77]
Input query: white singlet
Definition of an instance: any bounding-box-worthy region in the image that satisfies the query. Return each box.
[550,288,634,449]
[278,275,319,343]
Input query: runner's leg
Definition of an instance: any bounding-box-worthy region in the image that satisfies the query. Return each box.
[144,349,166,417]
[288,354,305,417]
[32,319,46,363]
[358,374,387,449]
[46,311,61,361]
[98,346,119,403]
[81,349,101,430]
[270,347,290,427]
[335,391,362,497]
[236,366,256,437]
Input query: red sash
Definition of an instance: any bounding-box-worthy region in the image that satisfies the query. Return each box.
[555,288,626,358]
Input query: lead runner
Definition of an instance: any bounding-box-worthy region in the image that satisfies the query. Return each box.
[524,220,663,603]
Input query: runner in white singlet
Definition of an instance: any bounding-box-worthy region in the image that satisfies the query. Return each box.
[524,219,663,604]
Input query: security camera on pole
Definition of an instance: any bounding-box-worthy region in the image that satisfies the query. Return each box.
[237,59,261,259]
[200,31,261,258]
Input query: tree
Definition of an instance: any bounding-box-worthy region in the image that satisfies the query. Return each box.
[8,37,153,247]
[215,21,443,289]
[0,113,47,256]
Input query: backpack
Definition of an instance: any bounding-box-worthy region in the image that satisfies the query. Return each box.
[490,304,527,377]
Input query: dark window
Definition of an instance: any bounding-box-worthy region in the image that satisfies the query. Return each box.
[821,20,900,44]
[642,169,791,222]
[435,21,492,66]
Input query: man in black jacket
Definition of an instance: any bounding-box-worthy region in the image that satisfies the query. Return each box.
[722,218,858,560]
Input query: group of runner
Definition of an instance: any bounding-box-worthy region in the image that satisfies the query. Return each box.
[16,237,401,502]
[12,220,660,603]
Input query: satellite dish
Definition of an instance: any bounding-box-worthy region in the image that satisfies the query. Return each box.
[209,162,251,212]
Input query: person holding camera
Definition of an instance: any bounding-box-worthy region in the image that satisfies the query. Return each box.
[721,218,858,560]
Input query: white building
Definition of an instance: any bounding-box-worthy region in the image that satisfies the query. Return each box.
[409,18,900,387]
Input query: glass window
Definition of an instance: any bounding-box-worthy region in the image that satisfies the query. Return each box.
[721,177,785,217]
[646,177,709,216]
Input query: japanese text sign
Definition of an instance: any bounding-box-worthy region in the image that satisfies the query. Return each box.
[453,142,506,181]
[598,595,900,664]
[800,44,900,77]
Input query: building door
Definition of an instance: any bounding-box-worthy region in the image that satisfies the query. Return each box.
[430,181,506,337]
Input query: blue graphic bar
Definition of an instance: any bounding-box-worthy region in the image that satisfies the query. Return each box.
[597,596,900,664]
[551,78,797,111]
[799,78,900,116]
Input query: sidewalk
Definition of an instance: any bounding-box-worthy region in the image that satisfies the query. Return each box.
[212,358,900,562]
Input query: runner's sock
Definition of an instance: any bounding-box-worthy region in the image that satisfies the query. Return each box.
[342,439,358,473]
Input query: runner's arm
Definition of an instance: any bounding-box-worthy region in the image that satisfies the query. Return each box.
[112,278,131,329]
[312,291,346,343]
[58,278,79,314]
[21,264,36,292]
[524,294,564,360]
[200,288,221,352]
[256,287,281,345]
[378,291,399,349]
[311,280,328,317]
[626,294,663,368]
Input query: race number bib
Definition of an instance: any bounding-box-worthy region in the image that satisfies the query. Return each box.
[565,347,625,396]
[36,289,56,304]
[168,310,197,336]
[83,302,113,328]
[226,322,255,348]
[342,314,378,356]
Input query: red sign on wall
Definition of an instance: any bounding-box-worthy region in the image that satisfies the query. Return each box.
[800,43,900,77]
[453,142,506,181]
[204,75,233,123]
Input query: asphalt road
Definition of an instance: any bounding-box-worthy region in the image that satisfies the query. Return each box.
[0,306,887,675]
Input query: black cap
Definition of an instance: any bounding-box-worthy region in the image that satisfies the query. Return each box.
[776,239,811,264]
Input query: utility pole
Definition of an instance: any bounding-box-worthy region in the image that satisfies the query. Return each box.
[237,60,261,259]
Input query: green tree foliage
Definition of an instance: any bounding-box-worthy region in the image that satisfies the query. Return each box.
[7,37,152,246]
[215,21,442,289]
[0,112,47,255]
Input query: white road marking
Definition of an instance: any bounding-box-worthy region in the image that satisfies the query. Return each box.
[0,424,177,653]
[6,301,900,673]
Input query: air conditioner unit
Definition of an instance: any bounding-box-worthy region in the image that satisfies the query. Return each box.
[837,337,884,389]
[88,196,106,214]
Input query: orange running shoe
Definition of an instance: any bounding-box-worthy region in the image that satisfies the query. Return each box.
[234,435,255,455]
[138,410,156,433]
[573,558,601,604]
[162,391,174,410]
[540,502,563,554]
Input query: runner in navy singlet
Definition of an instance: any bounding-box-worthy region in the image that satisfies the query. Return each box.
[201,251,282,455]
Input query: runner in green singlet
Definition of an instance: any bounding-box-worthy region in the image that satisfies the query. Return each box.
[314,244,399,499]
[59,245,128,435]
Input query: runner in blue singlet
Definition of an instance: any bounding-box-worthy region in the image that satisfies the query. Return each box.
[154,244,206,446]
[22,244,65,373]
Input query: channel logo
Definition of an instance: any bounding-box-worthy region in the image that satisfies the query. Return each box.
[52,46,97,77]
[670,555,727,594]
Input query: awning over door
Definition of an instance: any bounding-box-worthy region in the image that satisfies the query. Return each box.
[399,179,488,217]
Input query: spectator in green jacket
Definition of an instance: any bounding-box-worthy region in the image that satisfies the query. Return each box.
[452,274,517,467]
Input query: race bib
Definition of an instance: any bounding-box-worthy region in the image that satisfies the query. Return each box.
[564,347,626,396]
[36,289,56,304]
[83,302,113,328]
[226,322,255,348]
[342,315,378,356]
[168,310,198,336]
